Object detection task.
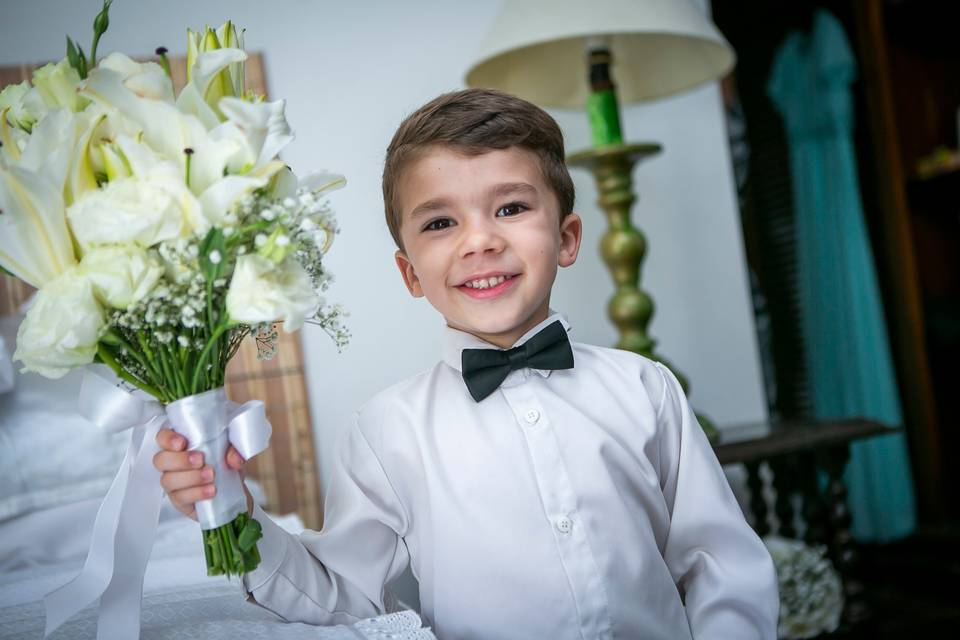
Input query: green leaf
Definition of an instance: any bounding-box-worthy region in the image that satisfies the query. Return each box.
[198,227,226,283]
[237,518,262,553]
[76,44,89,78]
[65,37,82,76]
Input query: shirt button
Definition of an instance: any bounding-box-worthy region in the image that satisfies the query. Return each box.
[555,516,572,534]
[524,409,540,424]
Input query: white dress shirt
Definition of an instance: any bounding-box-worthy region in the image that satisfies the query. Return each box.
[241,312,779,639]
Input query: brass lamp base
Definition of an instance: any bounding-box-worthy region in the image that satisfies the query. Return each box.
[568,142,718,442]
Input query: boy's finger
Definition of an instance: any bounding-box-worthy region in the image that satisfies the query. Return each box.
[153,449,204,472]
[160,466,214,493]
[170,483,216,509]
[156,428,187,451]
[226,446,246,470]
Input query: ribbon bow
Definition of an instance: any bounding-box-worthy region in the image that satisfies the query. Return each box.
[460,320,574,402]
[43,369,272,640]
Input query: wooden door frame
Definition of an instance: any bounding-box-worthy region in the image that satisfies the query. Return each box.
[852,0,945,523]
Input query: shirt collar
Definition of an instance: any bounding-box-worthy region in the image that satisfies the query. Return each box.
[441,310,571,374]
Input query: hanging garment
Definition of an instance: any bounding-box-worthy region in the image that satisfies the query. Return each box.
[768,9,916,542]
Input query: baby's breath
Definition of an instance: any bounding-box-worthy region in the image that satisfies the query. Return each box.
[101,183,347,401]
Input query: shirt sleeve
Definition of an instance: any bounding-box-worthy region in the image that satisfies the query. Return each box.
[241,421,410,625]
[654,362,779,639]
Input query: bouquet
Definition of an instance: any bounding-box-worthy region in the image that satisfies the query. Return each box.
[0,0,346,585]
[764,535,844,639]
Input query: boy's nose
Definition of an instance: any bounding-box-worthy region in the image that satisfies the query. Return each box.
[459,220,505,258]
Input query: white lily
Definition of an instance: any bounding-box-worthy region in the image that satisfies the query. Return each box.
[82,66,210,170]
[81,56,290,228]
[65,109,109,205]
[97,52,175,103]
[19,108,80,196]
[219,96,293,169]
[179,46,247,128]
[269,166,298,199]
[113,133,166,176]
[187,120,256,195]
[181,21,246,125]
[299,171,347,196]
[214,20,246,97]
[61,104,145,206]
[197,163,282,227]
[0,163,77,288]
[82,65,267,207]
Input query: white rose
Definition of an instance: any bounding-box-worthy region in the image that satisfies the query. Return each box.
[226,255,319,332]
[80,245,163,309]
[0,81,46,131]
[67,173,204,250]
[31,59,85,112]
[13,270,104,378]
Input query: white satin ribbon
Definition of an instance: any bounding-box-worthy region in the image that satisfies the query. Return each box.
[166,387,272,529]
[43,368,272,640]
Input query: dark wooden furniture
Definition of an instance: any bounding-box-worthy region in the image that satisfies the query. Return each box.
[713,418,894,632]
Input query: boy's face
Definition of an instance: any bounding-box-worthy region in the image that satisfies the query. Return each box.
[394,146,582,348]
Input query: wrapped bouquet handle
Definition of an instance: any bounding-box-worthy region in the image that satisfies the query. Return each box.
[43,369,272,640]
[166,388,272,529]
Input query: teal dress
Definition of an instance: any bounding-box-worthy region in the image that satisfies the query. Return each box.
[768,9,916,542]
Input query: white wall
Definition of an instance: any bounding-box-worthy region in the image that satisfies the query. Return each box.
[1,0,766,519]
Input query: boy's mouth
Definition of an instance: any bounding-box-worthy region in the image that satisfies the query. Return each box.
[456,273,519,299]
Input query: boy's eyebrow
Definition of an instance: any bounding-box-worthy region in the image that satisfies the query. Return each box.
[490,182,538,198]
[409,197,452,220]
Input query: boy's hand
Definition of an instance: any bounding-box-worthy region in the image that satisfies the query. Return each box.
[153,427,251,521]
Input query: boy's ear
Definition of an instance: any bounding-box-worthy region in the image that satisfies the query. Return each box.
[558,212,582,268]
[395,250,424,297]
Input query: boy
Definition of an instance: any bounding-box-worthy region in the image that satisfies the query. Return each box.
[153,89,779,639]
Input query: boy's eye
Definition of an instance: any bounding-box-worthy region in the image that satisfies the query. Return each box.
[496,202,527,217]
[423,217,453,232]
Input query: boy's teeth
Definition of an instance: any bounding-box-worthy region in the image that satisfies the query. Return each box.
[465,275,509,289]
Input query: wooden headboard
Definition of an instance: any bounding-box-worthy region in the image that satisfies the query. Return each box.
[0,53,323,529]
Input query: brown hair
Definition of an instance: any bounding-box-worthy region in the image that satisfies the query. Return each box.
[382,88,575,249]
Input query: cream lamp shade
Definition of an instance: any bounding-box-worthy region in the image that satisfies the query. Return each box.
[465,0,735,107]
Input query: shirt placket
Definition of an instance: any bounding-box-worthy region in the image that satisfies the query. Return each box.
[500,376,613,640]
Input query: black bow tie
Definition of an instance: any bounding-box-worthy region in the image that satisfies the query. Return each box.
[460,321,574,402]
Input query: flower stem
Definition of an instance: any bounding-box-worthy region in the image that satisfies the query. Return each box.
[135,332,166,389]
[96,345,165,400]
[191,323,230,393]
[162,342,188,398]
[106,329,167,394]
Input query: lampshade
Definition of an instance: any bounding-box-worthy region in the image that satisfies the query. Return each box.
[465,0,735,107]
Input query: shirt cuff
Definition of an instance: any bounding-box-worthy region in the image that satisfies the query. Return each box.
[241,503,290,598]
